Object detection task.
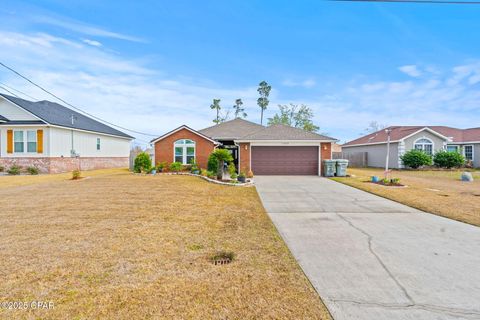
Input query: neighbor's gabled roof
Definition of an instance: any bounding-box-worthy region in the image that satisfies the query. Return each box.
[236,123,337,141]
[198,118,265,140]
[150,125,220,144]
[343,126,480,147]
[0,114,8,122]
[0,94,133,139]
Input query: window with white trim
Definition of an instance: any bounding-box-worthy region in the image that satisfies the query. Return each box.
[464,145,474,161]
[174,139,195,164]
[14,131,24,153]
[446,145,459,153]
[27,130,37,153]
[414,138,433,155]
[96,138,101,151]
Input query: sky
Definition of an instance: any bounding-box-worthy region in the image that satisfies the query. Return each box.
[0,0,479,145]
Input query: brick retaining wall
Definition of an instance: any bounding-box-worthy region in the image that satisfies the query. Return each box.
[0,157,128,174]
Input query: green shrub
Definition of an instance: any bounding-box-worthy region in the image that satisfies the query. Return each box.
[200,169,208,176]
[401,149,432,169]
[156,161,168,172]
[433,150,465,169]
[169,162,182,173]
[210,149,234,179]
[206,170,216,179]
[207,154,218,172]
[27,166,39,175]
[0,165,4,172]
[228,162,236,175]
[72,169,81,180]
[7,165,21,175]
[133,152,152,173]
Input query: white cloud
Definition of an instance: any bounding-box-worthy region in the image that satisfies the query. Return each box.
[282,78,316,88]
[398,65,422,77]
[33,15,145,43]
[82,39,102,47]
[0,30,479,145]
[0,31,259,145]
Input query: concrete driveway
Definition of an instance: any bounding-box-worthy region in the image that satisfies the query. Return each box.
[255,176,480,320]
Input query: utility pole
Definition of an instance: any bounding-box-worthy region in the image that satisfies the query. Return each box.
[385,128,392,179]
[71,115,76,157]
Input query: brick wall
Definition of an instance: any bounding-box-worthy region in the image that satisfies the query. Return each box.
[320,142,332,176]
[0,157,128,174]
[238,142,251,174]
[154,128,216,169]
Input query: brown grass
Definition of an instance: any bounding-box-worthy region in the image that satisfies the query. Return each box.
[0,172,330,319]
[332,168,480,226]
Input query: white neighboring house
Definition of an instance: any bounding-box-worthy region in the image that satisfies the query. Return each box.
[0,94,134,173]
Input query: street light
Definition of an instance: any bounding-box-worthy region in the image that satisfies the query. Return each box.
[385,128,392,179]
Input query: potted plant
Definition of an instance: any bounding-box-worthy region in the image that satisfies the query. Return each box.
[238,172,246,183]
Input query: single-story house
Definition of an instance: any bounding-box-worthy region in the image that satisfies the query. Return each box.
[151,118,337,175]
[342,126,479,168]
[0,94,133,173]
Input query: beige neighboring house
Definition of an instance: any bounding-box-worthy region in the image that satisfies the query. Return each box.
[342,126,479,168]
[0,94,133,173]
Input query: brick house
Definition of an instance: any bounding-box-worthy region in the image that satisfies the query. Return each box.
[0,94,133,173]
[151,118,337,176]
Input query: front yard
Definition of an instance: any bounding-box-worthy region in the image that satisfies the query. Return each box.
[0,171,330,319]
[332,168,480,227]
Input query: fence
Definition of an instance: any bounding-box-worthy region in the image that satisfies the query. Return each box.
[332,152,368,167]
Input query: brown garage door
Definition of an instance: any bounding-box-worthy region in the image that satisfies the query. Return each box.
[251,146,319,175]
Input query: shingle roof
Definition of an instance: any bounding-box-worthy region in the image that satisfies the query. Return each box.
[343,126,480,146]
[0,94,133,139]
[198,118,265,140]
[0,114,8,122]
[238,124,337,141]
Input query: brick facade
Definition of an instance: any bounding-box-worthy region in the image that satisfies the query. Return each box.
[238,142,251,174]
[0,157,128,174]
[320,142,332,176]
[154,128,216,169]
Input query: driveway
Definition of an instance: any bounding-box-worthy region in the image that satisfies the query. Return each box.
[255,176,480,320]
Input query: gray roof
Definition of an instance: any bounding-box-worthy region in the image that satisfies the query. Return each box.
[198,118,264,140]
[0,120,45,125]
[0,114,8,122]
[238,124,337,141]
[0,94,133,139]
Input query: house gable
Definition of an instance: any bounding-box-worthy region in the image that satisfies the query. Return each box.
[153,126,216,168]
[0,97,41,121]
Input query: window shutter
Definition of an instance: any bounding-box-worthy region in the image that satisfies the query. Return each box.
[37,129,43,153]
[7,130,13,153]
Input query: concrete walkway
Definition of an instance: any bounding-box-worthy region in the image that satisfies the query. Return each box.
[255,176,480,320]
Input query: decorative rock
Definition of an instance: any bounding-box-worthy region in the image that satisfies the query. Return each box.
[461,172,474,182]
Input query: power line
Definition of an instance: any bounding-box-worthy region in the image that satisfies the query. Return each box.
[331,0,480,4]
[0,82,38,101]
[0,61,159,137]
[0,85,21,98]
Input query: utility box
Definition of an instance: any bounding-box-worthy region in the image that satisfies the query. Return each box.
[335,159,349,177]
[323,160,336,177]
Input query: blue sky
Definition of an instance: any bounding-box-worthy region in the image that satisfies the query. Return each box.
[0,0,479,144]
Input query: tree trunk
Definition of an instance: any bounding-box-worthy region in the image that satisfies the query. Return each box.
[217,160,223,180]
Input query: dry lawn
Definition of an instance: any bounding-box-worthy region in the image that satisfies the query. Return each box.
[332,168,480,226]
[0,171,330,319]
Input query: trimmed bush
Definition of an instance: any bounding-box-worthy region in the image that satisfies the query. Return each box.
[27,166,39,175]
[400,149,432,169]
[7,165,21,175]
[207,154,218,172]
[134,152,152,173]
[169,162,182,173]
[0,165,4,172]
[433,150,465,169]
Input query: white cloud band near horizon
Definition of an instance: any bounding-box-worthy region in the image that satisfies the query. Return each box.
[0,29,479,146]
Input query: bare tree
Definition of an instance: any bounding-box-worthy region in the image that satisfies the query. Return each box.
[363,121,387,135]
